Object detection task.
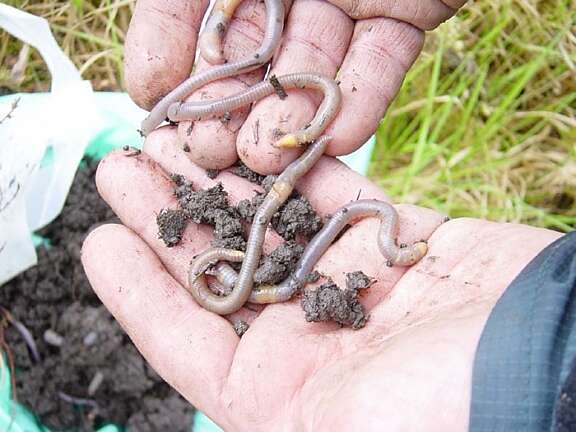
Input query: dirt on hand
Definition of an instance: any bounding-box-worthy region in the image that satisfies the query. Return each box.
[236,172,323,242]
[300,271,375,330]
[159,175,247,252]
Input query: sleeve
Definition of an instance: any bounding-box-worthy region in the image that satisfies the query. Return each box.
[468,230,576,432]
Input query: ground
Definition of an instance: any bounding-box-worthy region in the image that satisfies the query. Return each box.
[0,160,196,431]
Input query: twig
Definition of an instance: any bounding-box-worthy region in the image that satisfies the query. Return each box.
[0,98,20,125]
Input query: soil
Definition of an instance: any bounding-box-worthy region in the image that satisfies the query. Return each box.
[158,170,315,283]
[232,162,266,185]
[253,242,304,285]
[300,271,373,330]
[158,163,371,330]
[233,320,249,338]
[236,172,323,242]
[0,158,195,431]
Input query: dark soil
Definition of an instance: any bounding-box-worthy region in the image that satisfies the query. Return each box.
[158,166,371,330]
[235,173,323,242]
[231,161,266,185]
[158,171,315,284]
[253,242,304,285]
[0,158,195,431]
[233,320,249,338]
[205,169,220,180]
[159,175,247,252]
[345,271,376,291]
[300,271,374,330]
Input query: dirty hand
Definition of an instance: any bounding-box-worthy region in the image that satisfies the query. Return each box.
[81,128,561,431]
[124,0,467,174]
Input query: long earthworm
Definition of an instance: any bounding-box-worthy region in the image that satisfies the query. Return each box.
[198,0,244,65]
[167,73,342,148]
[188,136,331,315]
[140,0,285,136]
[205,200,429,304]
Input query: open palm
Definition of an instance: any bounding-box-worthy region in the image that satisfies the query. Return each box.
[81,127,561,431]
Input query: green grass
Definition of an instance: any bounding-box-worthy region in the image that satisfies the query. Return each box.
[1,0,575,232]
[369,0,576,232]
[0,0,131,92]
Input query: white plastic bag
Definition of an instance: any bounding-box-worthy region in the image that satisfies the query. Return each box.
[0,4,99,285]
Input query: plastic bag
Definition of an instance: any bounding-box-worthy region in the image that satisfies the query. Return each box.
[0,3,99,285]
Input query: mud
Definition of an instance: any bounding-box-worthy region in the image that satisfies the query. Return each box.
[232,161,266,185]
[270,194,323,241]
[345,271,376,291]
[233,320,249,337]
[157,208,189,247]
[205,168,220,179]
[161,175,247,251]
[254,241,304,285]
[236,189,322,242]
[0,158,195,431]
[300,271,373,330]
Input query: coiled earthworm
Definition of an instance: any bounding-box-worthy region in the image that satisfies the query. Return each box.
[188,248,246,315]
[140,0,284,136]
[206,199,429,304]
[188,136,331,315]
[198,0,244,65]
[168,73,342,148]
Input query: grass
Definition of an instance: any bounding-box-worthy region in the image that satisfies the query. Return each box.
[370,0,576,232]
[1,0,575,231]
[0,0,131,92]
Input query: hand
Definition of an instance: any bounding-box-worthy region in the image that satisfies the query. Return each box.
[124,0,468,173]
[81,128,561,431]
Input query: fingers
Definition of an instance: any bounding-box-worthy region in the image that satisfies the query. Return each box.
[143,126,389,216]
[324,18,424,156]
[236,0,354,173]
[235,10,424,172]
[124,0,210,110]
[95,126,386,287]
[178,0,292,170]
[324,0,464,30]
[81,223,237,419]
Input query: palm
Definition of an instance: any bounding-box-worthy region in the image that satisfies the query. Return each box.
[82,128,560,431]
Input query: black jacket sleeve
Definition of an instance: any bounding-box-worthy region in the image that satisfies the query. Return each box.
[469,230,576,432]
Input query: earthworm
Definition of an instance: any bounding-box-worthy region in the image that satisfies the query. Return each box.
[140,0,284,136]
[188,136,330,315]
[188,248,246,315]
[1,307,41,363]
[58,392,99,410]
[206,199,429,304]
[198,0,244,65]
[206,261,238,295]
[168,73,342,148]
